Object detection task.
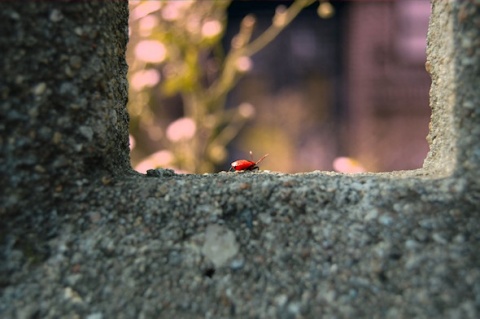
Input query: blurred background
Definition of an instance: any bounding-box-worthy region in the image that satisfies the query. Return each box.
[127,0,431,174]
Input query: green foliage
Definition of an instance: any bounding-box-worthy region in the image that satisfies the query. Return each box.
[128,0,319,173]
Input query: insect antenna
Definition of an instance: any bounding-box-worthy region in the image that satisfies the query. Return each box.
[255,154,269,165]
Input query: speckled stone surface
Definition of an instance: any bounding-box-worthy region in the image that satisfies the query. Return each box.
[0,1,131,215]
[1,1,479,318]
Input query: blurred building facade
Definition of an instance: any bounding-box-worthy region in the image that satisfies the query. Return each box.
[226,0,431,172]
[344,0,431,171]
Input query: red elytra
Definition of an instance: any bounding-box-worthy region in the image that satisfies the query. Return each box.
[230,152,269,171]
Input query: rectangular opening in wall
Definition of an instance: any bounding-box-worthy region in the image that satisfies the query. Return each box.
[126,0,432,174]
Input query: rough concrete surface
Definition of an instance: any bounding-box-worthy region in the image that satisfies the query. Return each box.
[1,169,479,318]
[1,1,480,318]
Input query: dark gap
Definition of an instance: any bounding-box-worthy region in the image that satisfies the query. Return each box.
[378,270,388,283]
[203,267,216,278]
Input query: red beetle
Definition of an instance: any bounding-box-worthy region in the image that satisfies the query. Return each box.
[230,152,269,171]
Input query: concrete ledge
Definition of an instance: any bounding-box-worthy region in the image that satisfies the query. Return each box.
[1,165,477,317]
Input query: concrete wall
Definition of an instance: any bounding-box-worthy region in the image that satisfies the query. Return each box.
[1,1,479,318]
